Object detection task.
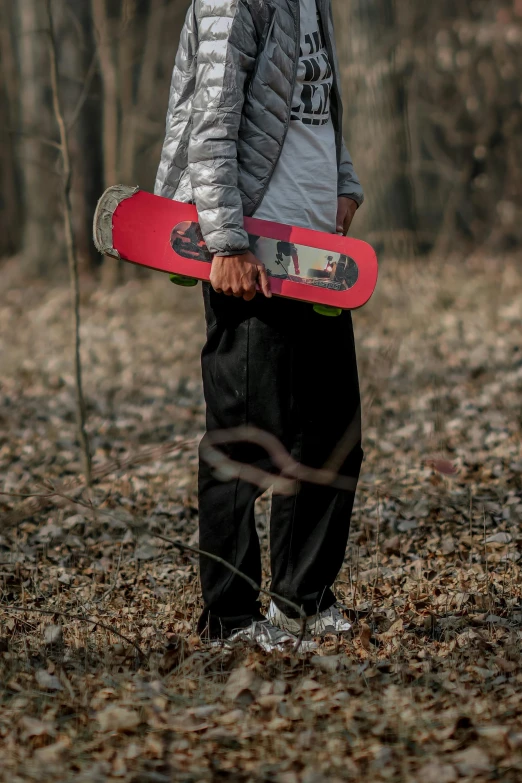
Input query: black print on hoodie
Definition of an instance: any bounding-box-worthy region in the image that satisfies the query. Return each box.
[291,15,333,126]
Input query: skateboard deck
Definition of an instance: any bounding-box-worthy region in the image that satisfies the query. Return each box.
[93,186,378,311]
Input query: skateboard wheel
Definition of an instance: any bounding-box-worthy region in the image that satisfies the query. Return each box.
[313,304,342,317]
[169,274,198,287]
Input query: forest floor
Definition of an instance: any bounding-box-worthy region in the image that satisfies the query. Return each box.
[0,255,521,782]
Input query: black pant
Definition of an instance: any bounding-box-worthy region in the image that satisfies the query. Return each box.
[197,284,363,637]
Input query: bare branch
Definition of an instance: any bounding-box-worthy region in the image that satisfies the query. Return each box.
[1,604,146,661]
[2,438,197,527]
[2,484,309,651]
[91,0,118,186]
[46,0,92,486]
[1,127,62,151]
[67,51,98,131]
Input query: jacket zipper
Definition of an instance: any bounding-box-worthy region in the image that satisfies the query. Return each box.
[251,0,301,216]
[264,9,277,49]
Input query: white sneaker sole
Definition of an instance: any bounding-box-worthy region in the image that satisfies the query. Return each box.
[207,631,317,653]
[267,602,352,637]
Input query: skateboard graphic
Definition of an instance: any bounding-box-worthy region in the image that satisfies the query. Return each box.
[94,186,378,315]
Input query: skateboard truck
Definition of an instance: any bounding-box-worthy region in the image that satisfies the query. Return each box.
[313,304,342,317]
[170,273,198,287]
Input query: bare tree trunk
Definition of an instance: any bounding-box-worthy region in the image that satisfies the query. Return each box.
[0,0,19,258]
[91,0,119,189]
[47,0,92,486]
[333,0,417,257]
[55,1,102,273]
[16,0,59,273]
[119,0,166,184]
[119,0,166,280]
[118,0,137,182]
[91,0,122,286]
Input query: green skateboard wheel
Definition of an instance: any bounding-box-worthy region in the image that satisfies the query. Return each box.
[169,274,198,287]
[313,304,343,317]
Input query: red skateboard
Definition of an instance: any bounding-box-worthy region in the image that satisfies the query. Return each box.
[93,186,378,315]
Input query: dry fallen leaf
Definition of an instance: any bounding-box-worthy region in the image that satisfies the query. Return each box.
[20,716,56,739]
[417,762,457,783]
[43,624,63,646]
[111,753,127,777]
[218,709,244,726]
[34,738,70,763]
[159,634,189,674]
[452,746,492,776]
[427,458,458,476]
[35,669,63,691]
[310,654,346,674]
[377,618,404,641]
[96,706,140,733]
[494,656,517,673]
[224,666,262,704]
[360,622,372,650]
[485,532,512,544]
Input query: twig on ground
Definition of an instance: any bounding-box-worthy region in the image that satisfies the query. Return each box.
[2,415,364,652]
[93,540,124,605]
[1,604,146,661]
[1,485,309,652]
[146,529,309,652]
[1,437,197,527]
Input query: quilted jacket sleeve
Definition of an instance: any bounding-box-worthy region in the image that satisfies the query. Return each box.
[189,0,258,256]
[155,5,198,199]
[338,139,364,207]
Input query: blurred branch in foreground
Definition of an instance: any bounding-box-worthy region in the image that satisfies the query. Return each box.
[200,426,360,496]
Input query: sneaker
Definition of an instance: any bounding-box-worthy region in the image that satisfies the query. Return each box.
[267,601,352,637]
[209,619,317,653]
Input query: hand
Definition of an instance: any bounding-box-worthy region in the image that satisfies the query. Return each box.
[210,251,272,301]
[336,197,359,235]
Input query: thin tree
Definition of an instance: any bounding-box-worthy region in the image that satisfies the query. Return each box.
[15,0,58,272]
[46,0,92,486]
[334,0,417,257]
[0,0,20,257]
[91,0,122,286]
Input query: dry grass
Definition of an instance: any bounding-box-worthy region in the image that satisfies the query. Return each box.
[0,255,521,782]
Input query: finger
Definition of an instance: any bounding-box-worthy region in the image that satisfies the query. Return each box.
[223,288,233,296]
[232,290,243,298]
[243,288,256,302]
[210,272,221,293]
[258,267,272,298]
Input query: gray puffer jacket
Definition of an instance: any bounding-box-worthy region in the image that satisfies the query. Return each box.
[154,0,363,257]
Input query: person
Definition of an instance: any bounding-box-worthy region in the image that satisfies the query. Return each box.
[276,242,301,276]
[155,0,364,652]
